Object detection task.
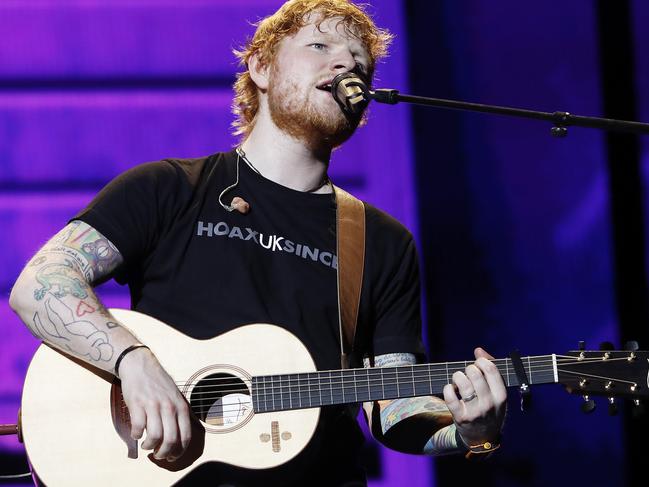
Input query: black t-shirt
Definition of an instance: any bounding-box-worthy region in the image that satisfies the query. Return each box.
[74,150,424,485]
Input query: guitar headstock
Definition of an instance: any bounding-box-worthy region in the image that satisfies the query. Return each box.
[558,349,649,412]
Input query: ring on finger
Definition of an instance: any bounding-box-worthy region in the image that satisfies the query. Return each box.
[462,391,478,402]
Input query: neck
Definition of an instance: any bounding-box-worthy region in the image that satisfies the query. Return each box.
[240,117,332,194]
[249,355,558,413]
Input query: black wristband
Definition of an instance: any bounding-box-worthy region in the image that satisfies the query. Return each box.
[114,343,150,378]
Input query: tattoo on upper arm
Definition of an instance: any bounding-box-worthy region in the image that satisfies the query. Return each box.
[29,256,47,267]
[50,222,78,245]
[79,234,120,275]
[38,221,122,285]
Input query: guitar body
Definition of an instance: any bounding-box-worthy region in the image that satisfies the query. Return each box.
[21,309,320,486]
[22,309,649,486]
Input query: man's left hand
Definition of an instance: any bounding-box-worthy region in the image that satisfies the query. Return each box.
[442,348,507,447]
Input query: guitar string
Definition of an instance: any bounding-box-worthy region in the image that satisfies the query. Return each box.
[176,370,626,412]
[556,369,639,385]
[118,358,634,414]
[170,354,550,384]
[132,364,640,419]
[118,365,556,416]
[186,365,641,417]
[116,356,638,416]
[120,361,560,416]
[167,355,630,391]
[119,363,559,416]
[169,363,558,396]
[122,369,639,419]
[172,363,557,393]
[168,354,609,388]
[160,362,631,411]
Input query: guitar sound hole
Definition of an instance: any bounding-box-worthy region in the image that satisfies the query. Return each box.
[190,373,252,428]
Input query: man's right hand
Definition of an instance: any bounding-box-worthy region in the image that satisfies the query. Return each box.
[117,347,193,462]
[9,221,194,462]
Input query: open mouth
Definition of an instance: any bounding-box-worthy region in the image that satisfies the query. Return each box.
[316,83,332,91]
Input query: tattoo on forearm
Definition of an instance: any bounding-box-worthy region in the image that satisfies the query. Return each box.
[32,295,114,362]
[76,300,96,316]
[98,308,119,328]
[17,222,124,364]
[34,259,89,301]
[424,424,462,456]
[380,396,452,433]
[375,352,416,367]
[363,353,452,437]
[363,352,416,368]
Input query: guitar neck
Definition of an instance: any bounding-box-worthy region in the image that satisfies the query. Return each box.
[252,355,557,413]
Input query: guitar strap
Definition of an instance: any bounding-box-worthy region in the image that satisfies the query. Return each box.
[333,185,366,369]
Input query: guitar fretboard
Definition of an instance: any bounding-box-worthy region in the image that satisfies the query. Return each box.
[251,355,557,413]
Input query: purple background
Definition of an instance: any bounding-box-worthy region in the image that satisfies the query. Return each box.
[0,1,427,485]
[1,1,648,486]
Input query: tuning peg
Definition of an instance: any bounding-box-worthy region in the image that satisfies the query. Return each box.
[578,341,586,351]
[632,399,645,418]
[625,341,639,351]
[608,397,618,416]
[581,395,596,413]
[599,341,614,351]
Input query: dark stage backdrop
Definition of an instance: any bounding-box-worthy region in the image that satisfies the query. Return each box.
[408,1,647,486]
[636,0,649,255]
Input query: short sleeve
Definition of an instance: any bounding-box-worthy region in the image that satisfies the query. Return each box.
[71,160,188,283]
[360,204,426,359]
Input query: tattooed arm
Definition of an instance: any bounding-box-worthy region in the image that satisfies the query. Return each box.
[9,220,129,364]
[9,220,192,462]
[363,351,506,456]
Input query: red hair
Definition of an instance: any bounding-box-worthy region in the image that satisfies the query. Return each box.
[232,0,393,139]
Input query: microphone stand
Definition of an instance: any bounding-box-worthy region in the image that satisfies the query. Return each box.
[367,88,649,137]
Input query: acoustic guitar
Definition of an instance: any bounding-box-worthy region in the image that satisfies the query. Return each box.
[20,309,649,486]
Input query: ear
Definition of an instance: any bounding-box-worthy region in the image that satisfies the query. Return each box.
[248,52,269,91]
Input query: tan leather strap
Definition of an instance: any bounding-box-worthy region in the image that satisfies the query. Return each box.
[333,185,366,369]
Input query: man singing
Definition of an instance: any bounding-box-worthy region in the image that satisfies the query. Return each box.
[10,1,506,485]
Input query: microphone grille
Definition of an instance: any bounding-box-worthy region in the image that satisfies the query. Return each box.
[332,72,369,115]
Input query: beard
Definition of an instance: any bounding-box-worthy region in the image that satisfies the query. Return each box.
[267,67,362,150]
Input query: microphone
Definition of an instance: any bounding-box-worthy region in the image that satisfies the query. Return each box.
[330,72,370,116]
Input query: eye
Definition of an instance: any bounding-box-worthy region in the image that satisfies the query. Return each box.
[310,43,327,50]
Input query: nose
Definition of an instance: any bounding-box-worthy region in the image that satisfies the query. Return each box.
[329,50,356,74]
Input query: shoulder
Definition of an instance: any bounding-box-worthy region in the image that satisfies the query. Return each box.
[161,153,223,187]
[362,201,415,251]
[107,152,230,192]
